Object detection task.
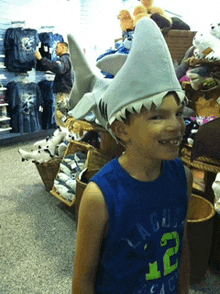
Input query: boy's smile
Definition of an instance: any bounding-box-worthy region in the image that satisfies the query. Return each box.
[117,94,185,181]
[126,94,185,160]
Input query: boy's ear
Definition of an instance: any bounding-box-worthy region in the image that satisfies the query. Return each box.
[110,120,130,143]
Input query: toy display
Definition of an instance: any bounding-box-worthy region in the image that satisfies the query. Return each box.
[54,152,87,202]
[193,30,220,62]
[18,127,75,164]
[185,22,220,92]
[118,0,189,34]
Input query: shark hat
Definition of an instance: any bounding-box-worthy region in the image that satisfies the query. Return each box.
[67,17,187,139]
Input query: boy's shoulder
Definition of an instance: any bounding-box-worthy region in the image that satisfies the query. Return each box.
[91,157,118,181]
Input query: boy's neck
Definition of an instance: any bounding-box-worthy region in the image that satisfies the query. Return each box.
[118,152,162,182]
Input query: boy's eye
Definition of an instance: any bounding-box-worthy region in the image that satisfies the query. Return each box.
[176,111,184,117]
[149,115,164,120]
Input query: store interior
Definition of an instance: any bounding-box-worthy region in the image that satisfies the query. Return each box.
[1,0,220,293]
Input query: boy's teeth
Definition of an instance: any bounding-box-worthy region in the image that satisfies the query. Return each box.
[159,139,180,145]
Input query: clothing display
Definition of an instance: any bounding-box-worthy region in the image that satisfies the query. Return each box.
[0,26,65,139]
[38,79,56,129]
[6,81,43,134]
[91,157,188,293]
[4,27,39,72]
[36,32,64,71]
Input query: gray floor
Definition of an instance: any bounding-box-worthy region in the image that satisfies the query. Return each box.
[0,140,220,293]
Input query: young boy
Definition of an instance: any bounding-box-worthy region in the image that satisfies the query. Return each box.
[68,17,193,294]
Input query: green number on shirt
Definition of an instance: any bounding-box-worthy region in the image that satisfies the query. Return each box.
[145,231,180,281]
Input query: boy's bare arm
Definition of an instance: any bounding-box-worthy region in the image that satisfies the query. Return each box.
[178,166,193,294]
[72,182,109,294]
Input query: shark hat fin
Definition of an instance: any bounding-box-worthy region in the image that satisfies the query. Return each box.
[96,53,128,76]
[67,34,95,109]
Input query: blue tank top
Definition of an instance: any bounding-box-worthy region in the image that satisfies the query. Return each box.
[91,157,188,294]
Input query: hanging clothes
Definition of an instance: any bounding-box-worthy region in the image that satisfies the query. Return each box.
[6,81,43,134]
[36,32,64,71]
[4,27,40,73]
[38,79,56,129]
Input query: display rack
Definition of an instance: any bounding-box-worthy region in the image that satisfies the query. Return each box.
[0,86,12,133]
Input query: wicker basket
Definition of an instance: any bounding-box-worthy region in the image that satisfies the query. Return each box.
[180,144,220,174]
[35,157,63,192]
[187,194,215,285]
[66,117,107,137]
[50,140,111,206]
[163,30,196,64]
[75,169,100,224]
[50,140,94,206]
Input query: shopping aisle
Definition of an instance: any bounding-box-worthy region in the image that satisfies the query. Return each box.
[0,140,220,293]
[0,140,76,294]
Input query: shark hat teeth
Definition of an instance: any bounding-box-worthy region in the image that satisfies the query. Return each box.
[99,17,186,127]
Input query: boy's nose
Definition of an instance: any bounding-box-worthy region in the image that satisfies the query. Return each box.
[166,116,184,132]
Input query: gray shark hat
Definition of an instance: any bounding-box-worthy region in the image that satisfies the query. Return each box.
[68,17,186,138]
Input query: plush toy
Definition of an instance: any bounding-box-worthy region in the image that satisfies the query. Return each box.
[133,5,149,27]
[193,30,220,62]
[18,148,53,164]
[187,123,199,146]
[18,127,75,163]
[186,66,212,90]
[210,22,220,39]
[141,0,172,28]
[117,9,134,32]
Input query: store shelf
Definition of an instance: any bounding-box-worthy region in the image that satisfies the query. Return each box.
[0,116,11,122]
[0,127,12,133]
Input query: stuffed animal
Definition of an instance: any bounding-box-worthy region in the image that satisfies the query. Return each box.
[18,148,53,164]
[18,127,75,163]
[117,9,134,32]
[210,22,220,39]
[141,0,172,27]
[193,30,220,62]
[133,5,149,27]
[186,66,212,90]
[118,0,172,32]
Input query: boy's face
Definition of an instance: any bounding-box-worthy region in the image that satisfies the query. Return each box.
[124,94,185,161]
